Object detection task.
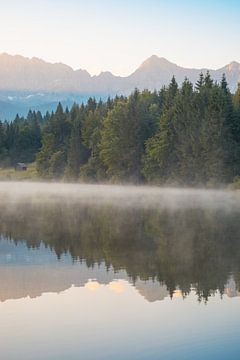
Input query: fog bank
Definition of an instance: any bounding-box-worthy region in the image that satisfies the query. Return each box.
[0,182,239,211]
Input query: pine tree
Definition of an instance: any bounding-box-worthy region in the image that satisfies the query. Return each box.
[36,103,70,178]
[221,73,228,94]
[195,72,204,92]
[204,71,214,89]
[65,104,88,180]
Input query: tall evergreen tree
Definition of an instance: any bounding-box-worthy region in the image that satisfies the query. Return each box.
[65,105,88,180]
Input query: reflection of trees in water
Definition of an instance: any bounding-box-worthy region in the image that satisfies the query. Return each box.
[0,201,240,302]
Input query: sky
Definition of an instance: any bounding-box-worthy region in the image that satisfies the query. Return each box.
[0,0,240,76]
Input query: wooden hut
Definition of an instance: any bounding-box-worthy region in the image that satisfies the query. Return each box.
[15,163,27,171]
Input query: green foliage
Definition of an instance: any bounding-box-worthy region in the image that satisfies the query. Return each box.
[36,103,70,179]
[100,90,160,182]
[1,74,240,185]
[143,74,240,185]
[64,104,88,180]
[0,110,42,167]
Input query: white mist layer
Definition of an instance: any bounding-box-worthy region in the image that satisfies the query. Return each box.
[0,182,239,211]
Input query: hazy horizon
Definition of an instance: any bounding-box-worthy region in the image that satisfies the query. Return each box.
[1,0,240,76]
[1,52,239,77]
[2,2,240,360]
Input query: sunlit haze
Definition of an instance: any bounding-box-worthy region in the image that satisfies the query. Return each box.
[2,2,240,359]
[1,0,240,75]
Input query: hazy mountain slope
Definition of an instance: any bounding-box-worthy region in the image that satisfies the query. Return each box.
[0,53,91,92]
[127,55,240,92]
[0,91,100,120]
[0,53,240,120]
[0,99,25,120]
[1,53,240,93]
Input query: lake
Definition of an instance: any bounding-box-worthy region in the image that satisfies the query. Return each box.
[0,182,240,360]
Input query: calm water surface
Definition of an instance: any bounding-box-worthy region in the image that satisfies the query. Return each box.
[0,183,240,360]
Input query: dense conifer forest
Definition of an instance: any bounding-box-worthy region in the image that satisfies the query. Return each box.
[1,72,240,185]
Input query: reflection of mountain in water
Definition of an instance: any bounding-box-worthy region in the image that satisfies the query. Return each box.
[0,239,172,303]
[134,280,169,302]
[224,277,240,298]
[1,194,240,303]
[0,238,239,303]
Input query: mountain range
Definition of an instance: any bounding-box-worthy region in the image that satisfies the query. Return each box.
[0,53,240,120]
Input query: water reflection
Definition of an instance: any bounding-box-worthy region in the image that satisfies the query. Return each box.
[1,196,240,303]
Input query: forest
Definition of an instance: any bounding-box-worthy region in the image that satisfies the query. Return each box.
[1,72,240,185]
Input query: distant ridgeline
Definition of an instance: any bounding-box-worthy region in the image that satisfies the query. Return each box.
[0,73,240,185]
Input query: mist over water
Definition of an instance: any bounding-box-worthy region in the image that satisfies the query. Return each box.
[1,181,240,359]
[1,180,240,304]
[0,181,239,211]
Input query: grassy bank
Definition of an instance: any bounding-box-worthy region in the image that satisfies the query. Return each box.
[229,176,240,190]
[0,163,38,181]
[0,164,239,190]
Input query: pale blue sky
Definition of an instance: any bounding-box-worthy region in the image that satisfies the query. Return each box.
[0,0,239,75]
